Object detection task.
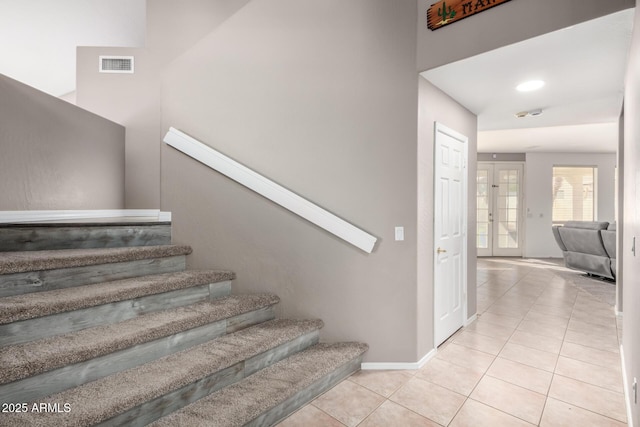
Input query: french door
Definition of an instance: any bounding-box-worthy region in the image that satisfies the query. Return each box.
[477,162,524,257]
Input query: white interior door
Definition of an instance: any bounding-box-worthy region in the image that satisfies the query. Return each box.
[476,162,524,257]
[434,123,467,347]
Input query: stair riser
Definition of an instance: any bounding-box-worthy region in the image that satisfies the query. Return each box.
[0,225,171,252]
[98,331,321,427]
[1,306,277,403]
[248,355,364,427]
[0,281,232,346]
[0,256,186,298]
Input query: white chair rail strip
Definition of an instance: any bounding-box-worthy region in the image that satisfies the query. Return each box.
[163,127,377,253]
[0,210,171,224]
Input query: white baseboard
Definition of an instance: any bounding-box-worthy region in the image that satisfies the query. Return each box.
[621,344,634,427]
[465,313,478,327]
[361,348,436,371]
[0,210,171,224]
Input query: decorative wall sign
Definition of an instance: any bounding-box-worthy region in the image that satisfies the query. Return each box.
[427,0,513,30]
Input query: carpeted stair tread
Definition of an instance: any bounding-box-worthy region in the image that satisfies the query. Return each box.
[151,342,368,427]
[0,319,324,427]
[0,294,279,385]
[0,270,235,325]
[0,245,192,275]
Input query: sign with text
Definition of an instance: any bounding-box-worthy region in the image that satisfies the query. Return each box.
[427,0,513,30]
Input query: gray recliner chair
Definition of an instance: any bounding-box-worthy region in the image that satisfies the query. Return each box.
[552,221,616,280]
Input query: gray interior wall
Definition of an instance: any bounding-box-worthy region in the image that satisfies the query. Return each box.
[0,74,124,210]
[477,153,526,162]
[160,0,420,363]
[417,77,478,357]
[76,0,250,209]
[524,152,617,258]
[417,0,634,71]
[622,4,640,424]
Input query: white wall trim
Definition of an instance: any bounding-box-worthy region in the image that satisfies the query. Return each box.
[465,313,478,327]
[163,127,378,253]
[0,210,171,224]
[621,344,634,427]
[361,348,436,371]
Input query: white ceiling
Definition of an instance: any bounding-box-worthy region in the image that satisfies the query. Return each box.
[421,9,635,153]
[0,0,146,97]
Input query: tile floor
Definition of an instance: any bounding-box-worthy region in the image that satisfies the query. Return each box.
[277,257,627,426]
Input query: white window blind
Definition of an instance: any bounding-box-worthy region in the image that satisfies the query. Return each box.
[552,166,596,224]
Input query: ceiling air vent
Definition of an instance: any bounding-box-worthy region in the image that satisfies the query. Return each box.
[99,56,134,74]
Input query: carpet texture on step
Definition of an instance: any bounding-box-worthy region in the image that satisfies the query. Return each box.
[0,319,324,427]
[0,245,192,275]
[0,270,235,324]
[0,294,279,385]
[150,342,368,427]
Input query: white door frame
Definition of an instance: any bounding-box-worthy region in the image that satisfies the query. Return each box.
[433,122,468,347]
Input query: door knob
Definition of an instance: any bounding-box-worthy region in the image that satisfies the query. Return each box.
[437,247,447,254]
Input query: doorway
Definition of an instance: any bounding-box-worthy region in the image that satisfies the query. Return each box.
[477,162,524,257]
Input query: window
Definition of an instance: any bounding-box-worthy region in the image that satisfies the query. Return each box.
[552,166,597,224]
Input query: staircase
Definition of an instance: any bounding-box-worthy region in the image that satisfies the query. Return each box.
[0,221,367,426]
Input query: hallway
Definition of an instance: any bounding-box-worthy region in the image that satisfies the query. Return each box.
[278,257,626,426]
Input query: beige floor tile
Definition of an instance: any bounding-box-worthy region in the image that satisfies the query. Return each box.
[389,377,466,426]
[570,309,616,328]
[465,319,516,340]
[486,306,530,319]
[530,304,573,319]
[470,375,546,425]
[574,304,615,315]
[358,401,440,427]
[434,343,495,372]
[509,330,563,354]
[348,370,414,398]
[499,295,538,306]
[555,356,623,393]
[450,399,535,427]
[524,310,570,328]
[567,319,618,337]
[416,357,485,396]
[548,375,627,423]
[564,329,620,353]
[452,330,508,355]
[540,397,626,427]
[477,300,493,314]
[559,341,621,370]
[532,296,576,309]
[312,379,385,427]
[517,320,567,340]
[499,342,558,372]
[487,357,553,394]
[478,312,523,328]
[277,405,345,427]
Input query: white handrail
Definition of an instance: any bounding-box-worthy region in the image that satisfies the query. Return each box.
[163,127,377,253]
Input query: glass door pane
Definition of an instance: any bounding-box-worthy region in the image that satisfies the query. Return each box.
[493,164,523,256]
[477,169,490,249]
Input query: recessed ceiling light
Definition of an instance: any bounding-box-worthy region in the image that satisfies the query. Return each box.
[516,80,545,92]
